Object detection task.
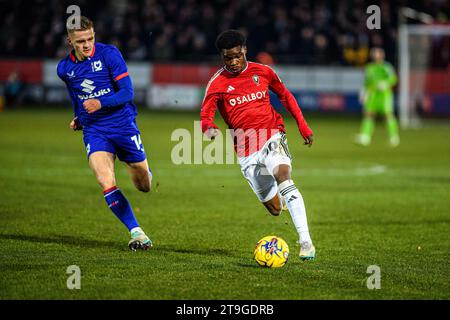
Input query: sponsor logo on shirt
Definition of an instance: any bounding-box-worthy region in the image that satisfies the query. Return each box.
[229,90,267,106]
[78,79,111,100]
[80,79,96,93]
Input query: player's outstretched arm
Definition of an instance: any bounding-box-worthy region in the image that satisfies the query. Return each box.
[268,68,313,146]
[200,84,220,140]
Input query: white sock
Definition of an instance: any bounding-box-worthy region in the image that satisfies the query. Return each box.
[278,179,312,244]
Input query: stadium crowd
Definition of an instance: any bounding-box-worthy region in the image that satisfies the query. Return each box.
[1,0,449,65]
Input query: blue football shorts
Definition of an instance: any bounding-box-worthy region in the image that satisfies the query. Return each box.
[82,124,147,163]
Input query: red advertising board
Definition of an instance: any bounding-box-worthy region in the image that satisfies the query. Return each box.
[0,60,42,84]
[153,64,220,85]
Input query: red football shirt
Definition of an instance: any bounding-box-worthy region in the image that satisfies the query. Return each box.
[200,61,313,157]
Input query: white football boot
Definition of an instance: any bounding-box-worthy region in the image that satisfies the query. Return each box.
[299,241,316,261]
[128,228,153,251]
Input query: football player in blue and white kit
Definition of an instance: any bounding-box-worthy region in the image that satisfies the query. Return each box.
[57,16,152,251]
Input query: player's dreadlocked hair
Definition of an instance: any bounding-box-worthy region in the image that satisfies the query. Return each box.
[215,30,246,51]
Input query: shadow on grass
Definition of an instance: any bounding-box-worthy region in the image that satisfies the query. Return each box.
[1,234,262,267]
[157,246,234,257]
[0,233,121,250]
[157,246,262,271]
[236,262,260,268]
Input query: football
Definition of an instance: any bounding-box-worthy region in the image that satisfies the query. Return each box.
[254,236,289,268]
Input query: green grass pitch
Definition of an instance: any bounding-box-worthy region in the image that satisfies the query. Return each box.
[0,108,449,299]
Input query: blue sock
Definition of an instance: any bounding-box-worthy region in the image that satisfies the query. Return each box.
[103,186,139,231]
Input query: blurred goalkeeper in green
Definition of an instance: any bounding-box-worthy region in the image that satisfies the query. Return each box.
[356,47,400,147]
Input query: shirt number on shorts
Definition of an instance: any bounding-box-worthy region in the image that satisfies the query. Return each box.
[131,134,144,151]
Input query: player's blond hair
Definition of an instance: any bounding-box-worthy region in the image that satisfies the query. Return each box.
[66,16,94,34]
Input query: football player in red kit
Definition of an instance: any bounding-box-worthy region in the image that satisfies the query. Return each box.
[200,30,316,260]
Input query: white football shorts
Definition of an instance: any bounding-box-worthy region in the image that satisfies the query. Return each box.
[238,131,292,203]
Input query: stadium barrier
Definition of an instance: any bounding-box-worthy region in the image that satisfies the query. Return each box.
[0,59,449,115]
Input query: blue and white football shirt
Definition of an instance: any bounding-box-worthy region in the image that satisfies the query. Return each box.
[57,42,137,133]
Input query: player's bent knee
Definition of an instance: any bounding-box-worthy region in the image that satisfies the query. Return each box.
[138,183,151,193]
[264,202,282,216]
[269,208,281,216]
[136,176,151,193]
[130,166,152,192]
[135,179,150,193]
[96,175,116,191]
[273,165,292,185]
[268,207,282,216]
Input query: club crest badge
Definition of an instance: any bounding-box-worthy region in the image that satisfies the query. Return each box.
[252,74,260,86]
[91,60,103,72]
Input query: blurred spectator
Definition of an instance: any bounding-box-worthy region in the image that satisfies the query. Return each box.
[341,34,369,66]
[127,36,147,60]
[152,33,174,61]
[256,52,275,65]
[0,0,449,65]
[312,33,330,65]
[296,27,315,64]
[4,71,24,108]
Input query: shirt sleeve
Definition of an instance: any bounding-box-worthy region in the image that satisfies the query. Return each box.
[66,85,81,118]
[98,45,134,107]
[200,83,220,133]
[56,61,66,82]
[267,66,313,139]
[57,61,80,118]
[98,76,134,107]
[104,45,130,82]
